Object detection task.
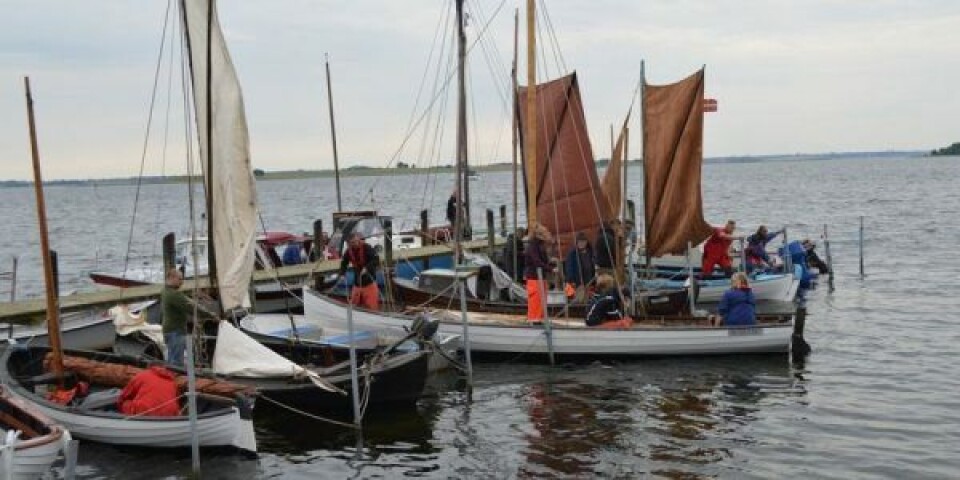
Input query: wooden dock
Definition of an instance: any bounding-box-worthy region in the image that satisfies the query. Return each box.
[0,239,500,324]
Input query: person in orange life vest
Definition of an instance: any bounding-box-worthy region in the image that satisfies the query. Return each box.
[701,219,739,278]
[524,223,554,323]
[117,365,181,417]
[337,232,381,311]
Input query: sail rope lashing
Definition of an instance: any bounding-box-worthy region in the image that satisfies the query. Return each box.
[121,0,174,281]
[359,0,509,205]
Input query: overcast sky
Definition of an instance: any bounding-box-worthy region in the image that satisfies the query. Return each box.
[2,1,958,180]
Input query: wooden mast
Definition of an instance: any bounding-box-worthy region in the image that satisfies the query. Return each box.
[511,8,519,240]
[454,0,470,264]
[23,77,64,380]
[525,0,538,227]
[325,53,343,212]
[203,0,222,316]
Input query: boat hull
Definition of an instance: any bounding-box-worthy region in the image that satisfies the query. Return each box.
[1,385,67,480]
[7,309,116,351]
[305,289,793,357]
[0,346,256,453]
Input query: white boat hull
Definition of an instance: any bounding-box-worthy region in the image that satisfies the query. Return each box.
[304,290,792,356]
[638,273,799,303]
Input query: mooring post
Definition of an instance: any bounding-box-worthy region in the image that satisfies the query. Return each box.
[738,237,747,273]
[50,250,59,302]
[346,291,362,427]
[499,205,507,236]
[162,233,176,273]
[781,226,792,274]
[486,209,495,257]
[63,438,79,479]
[312,219,324,261]
[823,223,835,292]
[420,209,429,243]
[687,242,697,314]
[9,256,17,302]
[859,215,865,278]
[537,267,556,365]
[458,275,474,390]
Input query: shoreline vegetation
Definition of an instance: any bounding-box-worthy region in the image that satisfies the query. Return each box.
[930,142,960,156]
[0,150,928,188]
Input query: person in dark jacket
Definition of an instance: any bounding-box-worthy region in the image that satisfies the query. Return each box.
[713,272,756,326]
[564,232,595,302]
[585,273,633,328]
[745,225,783,271]
[524,223,554,323]
[161,268,190,367]
[337,233,381,311]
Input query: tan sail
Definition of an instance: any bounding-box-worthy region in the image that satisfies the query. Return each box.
[518,73,613,256]
[642,68,713,257]
[182,0,259,311]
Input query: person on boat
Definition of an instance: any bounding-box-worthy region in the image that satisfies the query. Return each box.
[701,219,739,278]
[337,232,381,311]
[595,221,619,275]
[746,225,784,271]
[585,273,633,329]
[524,223,554,324]
[711,272,757,327]
[162,268,191,367]
[446,190,459,226]
[117,365,181,417]
[564,232,595,302]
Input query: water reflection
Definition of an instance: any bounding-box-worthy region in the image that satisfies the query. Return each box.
[510,359,805,479]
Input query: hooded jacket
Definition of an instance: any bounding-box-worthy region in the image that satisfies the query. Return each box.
[717,287,757,326]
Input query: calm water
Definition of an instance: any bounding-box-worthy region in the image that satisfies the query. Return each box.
[2,155,959,478]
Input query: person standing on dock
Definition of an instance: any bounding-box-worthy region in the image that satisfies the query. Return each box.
[338,232,381,311]
[162,268,190,367]
[701,220,739,278]
[524,223,554,324]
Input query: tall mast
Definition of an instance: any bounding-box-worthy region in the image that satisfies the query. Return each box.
[454,0,468,263]
[203,0,221,315]
[325,53,343,212]
[24,77,64,380]
[511,8,519,242]
[525,0,538,227]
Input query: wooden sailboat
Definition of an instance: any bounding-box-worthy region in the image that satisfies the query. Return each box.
[303,2,793,357]
[0,385,68,480]
[0,73,257,453]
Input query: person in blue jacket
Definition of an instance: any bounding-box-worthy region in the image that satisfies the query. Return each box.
[563,232,595,302]
[712,272,756,326]
[746,225,784,271]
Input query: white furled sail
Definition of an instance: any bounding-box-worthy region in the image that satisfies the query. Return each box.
[212,321,344,393]
[182,0,258,311]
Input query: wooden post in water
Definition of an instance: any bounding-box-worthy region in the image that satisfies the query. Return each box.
[162,233,176,272]
[24,76,64,382]
[536,267,555,365]
[312,220,323,260]
[859,216,865,278]
[823,223,835,292]
[382,217,394,307]
[345,290,362,427]
[499,205,507,237]
[486,209,495,257]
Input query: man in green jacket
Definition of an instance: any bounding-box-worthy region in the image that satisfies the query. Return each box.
[162,268,191,366]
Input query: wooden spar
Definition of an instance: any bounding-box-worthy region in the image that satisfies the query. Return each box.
[525,0,537,227]
[454,0,467,264]
[325,53,343,212]
[23,76,65,382]
[203,0,222,318]
[511,8,519,241]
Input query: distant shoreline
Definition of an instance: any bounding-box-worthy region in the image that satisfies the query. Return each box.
[0,150,928,187]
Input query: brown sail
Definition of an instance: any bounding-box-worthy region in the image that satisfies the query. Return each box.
[518,73,612,256]
[642,68,713,257]
[600,112,630,219]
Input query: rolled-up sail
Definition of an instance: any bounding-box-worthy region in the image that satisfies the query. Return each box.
[642,68,712,257]
[181,0,258,311]
[518,73,612,256]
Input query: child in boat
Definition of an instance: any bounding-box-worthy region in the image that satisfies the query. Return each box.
[712,272,757,326]
[585,274,633,328]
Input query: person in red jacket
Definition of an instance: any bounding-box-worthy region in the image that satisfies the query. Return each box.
[117,365,181,417]
[701,220,739,278]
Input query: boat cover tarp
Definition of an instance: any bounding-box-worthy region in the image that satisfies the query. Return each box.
[212,321,343,393]
[642,68,713,257]
[183,0,259,311]
[518,73,614,256]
